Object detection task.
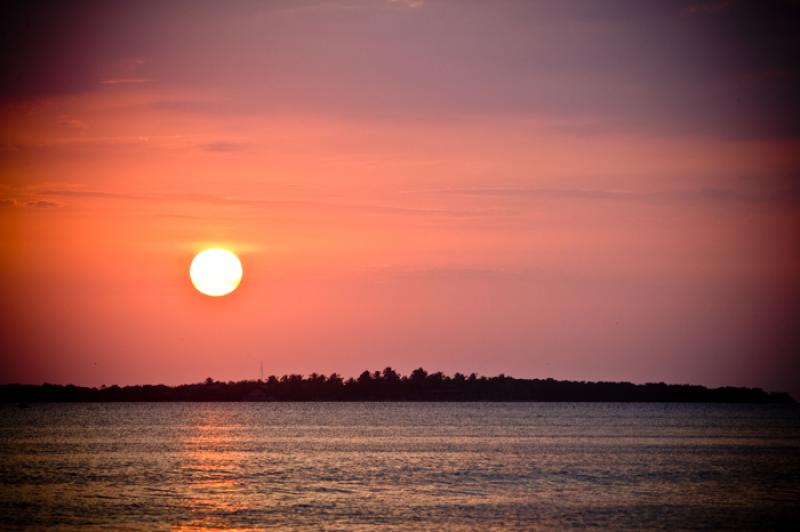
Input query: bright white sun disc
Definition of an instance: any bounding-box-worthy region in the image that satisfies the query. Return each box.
[190,248,243,297]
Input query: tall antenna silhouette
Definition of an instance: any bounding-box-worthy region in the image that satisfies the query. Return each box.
[260,360,264,382]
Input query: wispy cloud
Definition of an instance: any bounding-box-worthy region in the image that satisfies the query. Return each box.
[384,266,513,280]
[0,197,60,209]
[201,142,247,153]
[23,200,61,209]
[388,0,425,9]
[441,184,800,206]
[31,186,517,218]
[150,100,229,113]
[684,0,733,16]
[100,78,152,85]
[57,116,88,132]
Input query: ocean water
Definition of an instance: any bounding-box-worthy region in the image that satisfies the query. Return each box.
[1,403,798,530]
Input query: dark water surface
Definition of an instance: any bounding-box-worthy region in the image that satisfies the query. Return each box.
[1,403,799,530]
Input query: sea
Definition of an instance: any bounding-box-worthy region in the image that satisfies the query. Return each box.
[1,403,798,530]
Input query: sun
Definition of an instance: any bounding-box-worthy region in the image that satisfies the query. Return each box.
[190,248,243,297]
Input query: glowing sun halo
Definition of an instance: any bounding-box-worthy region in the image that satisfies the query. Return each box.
[190,248,243,297]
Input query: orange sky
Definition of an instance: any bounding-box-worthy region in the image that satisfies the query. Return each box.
[2,1,799,395]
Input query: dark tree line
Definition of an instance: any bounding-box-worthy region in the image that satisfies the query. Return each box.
[1,368,793,403]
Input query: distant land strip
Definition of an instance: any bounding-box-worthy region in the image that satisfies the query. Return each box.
[1,368,794,403]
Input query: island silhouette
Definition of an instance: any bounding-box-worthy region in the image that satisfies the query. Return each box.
[1,368,793,403]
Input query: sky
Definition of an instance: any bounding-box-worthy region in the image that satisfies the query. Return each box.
[1,0,799,395]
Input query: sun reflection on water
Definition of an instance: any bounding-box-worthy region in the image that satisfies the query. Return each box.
[174,412,261,531]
